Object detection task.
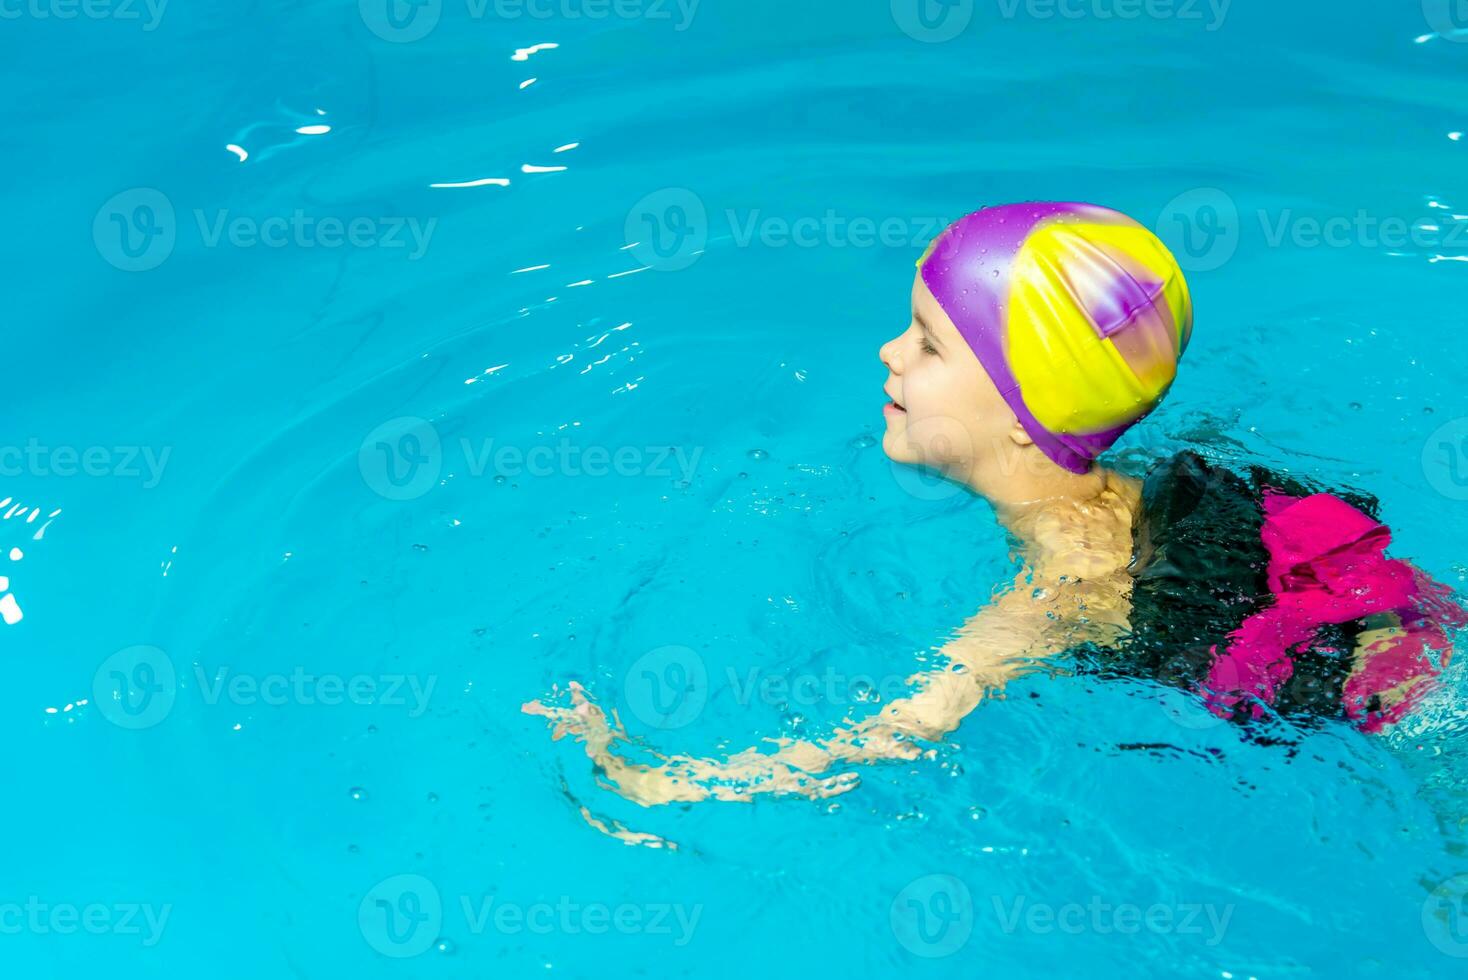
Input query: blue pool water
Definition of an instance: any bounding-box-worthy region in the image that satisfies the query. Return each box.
[6,1,1468,976]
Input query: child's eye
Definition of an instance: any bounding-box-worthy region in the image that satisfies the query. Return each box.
[920,337,939,356]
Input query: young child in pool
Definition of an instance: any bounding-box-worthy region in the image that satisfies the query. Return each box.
[525,202,1466,807]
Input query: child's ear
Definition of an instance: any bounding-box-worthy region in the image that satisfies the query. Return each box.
[1007,418,1035,448]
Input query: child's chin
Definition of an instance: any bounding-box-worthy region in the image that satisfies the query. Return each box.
[880,430,920,464]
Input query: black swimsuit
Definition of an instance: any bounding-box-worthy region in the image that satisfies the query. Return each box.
[1082,450,1384,724]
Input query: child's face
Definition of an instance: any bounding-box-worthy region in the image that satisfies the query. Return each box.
[878,273,1031,478]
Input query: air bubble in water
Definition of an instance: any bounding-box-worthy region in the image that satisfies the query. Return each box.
[349,787,368,801]
[747,449,769,461]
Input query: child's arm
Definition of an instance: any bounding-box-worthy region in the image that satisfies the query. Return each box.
[1343,610,1446,725]
[523,569,1128,807]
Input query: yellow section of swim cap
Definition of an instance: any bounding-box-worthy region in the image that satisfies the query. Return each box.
[1005,218,1192,435]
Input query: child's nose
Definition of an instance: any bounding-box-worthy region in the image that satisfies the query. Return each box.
[880,337,901,373]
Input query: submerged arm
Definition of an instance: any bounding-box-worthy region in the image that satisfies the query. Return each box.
[524,569,1128,807]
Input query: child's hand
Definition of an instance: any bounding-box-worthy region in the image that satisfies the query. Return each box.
[521,681,623,762]
[522,682,860,807]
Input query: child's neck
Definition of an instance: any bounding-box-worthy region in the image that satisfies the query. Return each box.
[986,465,1143,574]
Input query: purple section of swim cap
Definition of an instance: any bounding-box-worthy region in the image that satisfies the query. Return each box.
[1084,269,1167,339]
[919,202,1135,475]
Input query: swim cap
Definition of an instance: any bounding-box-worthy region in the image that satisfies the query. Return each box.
[919,202,1192,474]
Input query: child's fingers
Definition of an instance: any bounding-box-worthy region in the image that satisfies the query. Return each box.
[811,771,861,799]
